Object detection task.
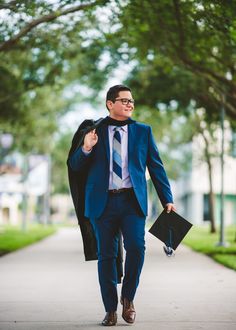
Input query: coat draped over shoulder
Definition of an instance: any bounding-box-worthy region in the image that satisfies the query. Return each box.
[67,118,123,283]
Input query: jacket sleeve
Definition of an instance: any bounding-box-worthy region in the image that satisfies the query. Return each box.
[69,146,93,172]
[147,126,173,207]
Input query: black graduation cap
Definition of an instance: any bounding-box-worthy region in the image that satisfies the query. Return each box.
[149,209,193,254]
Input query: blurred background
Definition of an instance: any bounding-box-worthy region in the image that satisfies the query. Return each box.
[0,0,235,267]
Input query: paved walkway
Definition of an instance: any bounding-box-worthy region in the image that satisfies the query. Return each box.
[0,227,235,330]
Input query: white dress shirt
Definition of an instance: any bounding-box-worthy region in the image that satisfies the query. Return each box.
[82,125,133,189]
[108,125,132,189]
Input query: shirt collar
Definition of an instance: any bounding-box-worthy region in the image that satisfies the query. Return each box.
[109,125,127,133]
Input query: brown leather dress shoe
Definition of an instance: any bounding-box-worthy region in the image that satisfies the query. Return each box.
[121,297,136,324]
[102,312,117,326]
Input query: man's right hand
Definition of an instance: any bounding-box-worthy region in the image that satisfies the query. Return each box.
[83,129,98,151]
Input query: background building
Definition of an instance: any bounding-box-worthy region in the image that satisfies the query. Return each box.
[174,130,236,226]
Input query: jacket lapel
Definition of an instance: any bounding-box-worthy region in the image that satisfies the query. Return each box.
[128,123,135,167]
[100,124,110,163]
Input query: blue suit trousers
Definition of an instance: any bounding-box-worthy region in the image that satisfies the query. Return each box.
[91,189,146,312]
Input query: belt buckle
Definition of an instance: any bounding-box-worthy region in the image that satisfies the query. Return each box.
[113,189,121,194]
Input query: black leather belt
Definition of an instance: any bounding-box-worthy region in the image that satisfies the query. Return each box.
[108,187,133,194]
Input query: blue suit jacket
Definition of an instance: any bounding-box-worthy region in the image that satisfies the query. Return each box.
[69,121,173,219]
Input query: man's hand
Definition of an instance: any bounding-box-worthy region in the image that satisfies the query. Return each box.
[83,129,98,151]
[165,203,176,213]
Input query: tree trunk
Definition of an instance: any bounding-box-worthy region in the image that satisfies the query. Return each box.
[202,132,217,233]
[207,157,216,233]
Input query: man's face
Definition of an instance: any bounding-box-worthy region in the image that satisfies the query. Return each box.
[107,91,134,120]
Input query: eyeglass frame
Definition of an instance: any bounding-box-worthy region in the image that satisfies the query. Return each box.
[114,98,135,105]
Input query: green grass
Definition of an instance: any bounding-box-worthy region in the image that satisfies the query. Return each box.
[0,224,57,256]
[183,226,236,271]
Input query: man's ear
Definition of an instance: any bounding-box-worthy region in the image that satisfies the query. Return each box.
[106,100,113,111]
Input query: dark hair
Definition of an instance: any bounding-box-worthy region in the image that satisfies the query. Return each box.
[106,84,131,110]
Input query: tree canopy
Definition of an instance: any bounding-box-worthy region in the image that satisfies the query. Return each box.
[0,0,109,152]
[1,0,236,154]
[103,0,236,121]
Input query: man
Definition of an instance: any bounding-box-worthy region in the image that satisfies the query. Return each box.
[69,85,176,326]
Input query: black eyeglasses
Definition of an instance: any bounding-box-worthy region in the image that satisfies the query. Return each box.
[114,98,135,105]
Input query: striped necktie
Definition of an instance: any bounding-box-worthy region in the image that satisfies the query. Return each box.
[112,127,122,189]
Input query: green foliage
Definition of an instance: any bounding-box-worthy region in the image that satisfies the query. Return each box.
[0,66,24,122]
[1,0,236,186]
[125,59,221,122]
[183,225,236,271]
[51,131,73,194]
[0,0,111,152]
[133,106,193,180]
[213,254,236,271]
[0,224,57,256]
[104,0,236,120]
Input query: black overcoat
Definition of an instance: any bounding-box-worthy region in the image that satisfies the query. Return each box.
[67,118,123,283]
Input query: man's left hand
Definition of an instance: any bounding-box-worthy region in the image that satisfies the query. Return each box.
[165,203,176,213]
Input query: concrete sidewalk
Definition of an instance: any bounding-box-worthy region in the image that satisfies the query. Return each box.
[0,227,235,330]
